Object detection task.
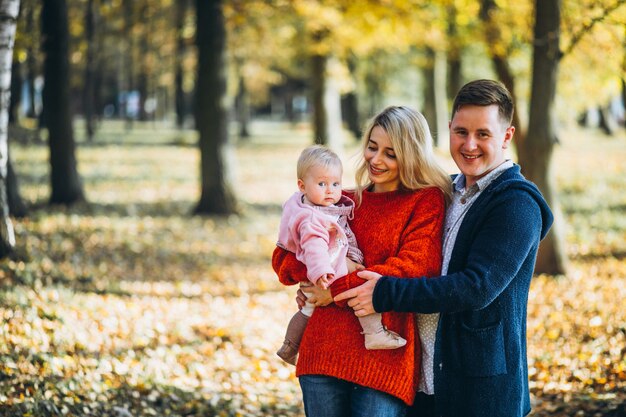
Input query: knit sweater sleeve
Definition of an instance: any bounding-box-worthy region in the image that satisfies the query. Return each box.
[272,246,308,286]
[331,188,445,302]
[373,189,544,313]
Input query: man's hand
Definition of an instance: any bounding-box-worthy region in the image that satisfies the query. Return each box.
[297,282,333,307]
[333,270,382,317]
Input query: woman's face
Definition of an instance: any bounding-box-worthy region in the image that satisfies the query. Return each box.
[364,126,400,192]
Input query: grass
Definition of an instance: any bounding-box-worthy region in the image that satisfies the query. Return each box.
[1,119,625,416]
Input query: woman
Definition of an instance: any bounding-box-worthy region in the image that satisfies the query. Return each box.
[272,106,450,417]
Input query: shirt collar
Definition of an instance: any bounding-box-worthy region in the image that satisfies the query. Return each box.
[453,160,514,193]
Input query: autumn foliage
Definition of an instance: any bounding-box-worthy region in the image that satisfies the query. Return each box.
[1,121,625,416]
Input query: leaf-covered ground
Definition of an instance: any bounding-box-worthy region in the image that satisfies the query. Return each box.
[1,120,625,416]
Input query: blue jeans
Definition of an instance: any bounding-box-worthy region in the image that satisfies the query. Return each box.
[299,375,406,417]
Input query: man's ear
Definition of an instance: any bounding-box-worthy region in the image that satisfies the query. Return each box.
[503,125,515,149]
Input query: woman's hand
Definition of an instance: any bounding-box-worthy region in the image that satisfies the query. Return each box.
[333,270,382,317]
[346,257,365,273]
[297,282,333,308]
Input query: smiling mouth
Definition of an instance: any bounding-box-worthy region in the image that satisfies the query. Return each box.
[369,166,387,174]
[462,154,481,160]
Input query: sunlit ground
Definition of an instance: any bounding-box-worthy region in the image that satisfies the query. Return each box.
[1,119,625,416]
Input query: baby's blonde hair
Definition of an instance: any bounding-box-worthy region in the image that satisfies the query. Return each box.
[354,106,451,205]
[297,145,343,180]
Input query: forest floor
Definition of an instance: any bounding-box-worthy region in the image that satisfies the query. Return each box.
[1,119,625,416]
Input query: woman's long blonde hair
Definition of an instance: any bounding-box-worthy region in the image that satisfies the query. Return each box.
[354,105,452,205]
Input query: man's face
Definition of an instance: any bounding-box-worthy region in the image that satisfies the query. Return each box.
[449,104,514,188]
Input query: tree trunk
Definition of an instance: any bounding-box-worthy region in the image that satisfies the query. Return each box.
[342,55,361,141]
[480,0,526,147]
[137,2,149,122]
[7,157,26,218]
[42,0,85,205]
[311,51,328,145]
[622,79,626,128]
[123,0,134,130]
[175,0,187,129]
[83,0,97,141]
[193,0,237,215]
[323,58,343,152]
[0,0,20,257]
[25,0,38,119]
[446,3,463,101]
[421,48,448,147]
[519,0,567,275]
[235,74,250,139]
[8,52,26,217]
[9,58,21,124]
[598,105,617,135]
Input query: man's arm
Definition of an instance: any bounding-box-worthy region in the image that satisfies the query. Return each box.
[374,191,543,314]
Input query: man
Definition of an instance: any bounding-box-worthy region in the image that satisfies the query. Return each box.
[335,79,553,417]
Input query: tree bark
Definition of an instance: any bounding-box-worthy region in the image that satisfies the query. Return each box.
[421,48,448,147]
[342,55,361,141]
[25,0,37,119]
[480,0,525,147]
[193,0,237,215]
[9,58,20,124]
[446,3,463,101]
[8,51,26,217]
[311,50,328,145]
[123,0,134,130]
[174,0,187,129]
[235,74,250,139]
[42,0,85,205]
[83,0,97,141]
[137,1,149,122]
[0,0,20,257]
[520,0,567,275]
[7,157,26,218]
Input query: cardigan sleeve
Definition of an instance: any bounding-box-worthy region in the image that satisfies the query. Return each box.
[331,188,445,305]
[373,189,544,313]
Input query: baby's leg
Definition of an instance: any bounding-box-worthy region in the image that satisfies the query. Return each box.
[358,313,406,350]
[276,295,315,365]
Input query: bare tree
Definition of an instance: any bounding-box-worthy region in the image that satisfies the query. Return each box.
[193,0,237,214]
[0,0,20,257]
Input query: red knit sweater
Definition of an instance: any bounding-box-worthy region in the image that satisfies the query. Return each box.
[272,187,445,405]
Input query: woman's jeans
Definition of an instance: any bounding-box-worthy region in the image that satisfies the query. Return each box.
[299,375,406,417]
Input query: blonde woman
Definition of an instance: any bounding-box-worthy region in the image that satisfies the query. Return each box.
[272,106,451,416]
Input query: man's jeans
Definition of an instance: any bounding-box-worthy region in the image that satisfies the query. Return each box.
[299,374,406,417]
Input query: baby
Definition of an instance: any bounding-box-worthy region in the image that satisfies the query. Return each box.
[276,145,406,366]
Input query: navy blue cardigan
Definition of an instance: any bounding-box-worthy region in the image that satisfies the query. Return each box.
[373,165,553,417]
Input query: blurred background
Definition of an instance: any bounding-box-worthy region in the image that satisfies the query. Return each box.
[0,0,625,416]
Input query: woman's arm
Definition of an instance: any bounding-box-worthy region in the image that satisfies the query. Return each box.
[272,246,308,286]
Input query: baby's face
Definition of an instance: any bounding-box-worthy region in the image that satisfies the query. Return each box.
[298,164,342,206]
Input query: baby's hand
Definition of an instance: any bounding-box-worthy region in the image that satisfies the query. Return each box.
[346,257,365,273]
[316,274,332,290]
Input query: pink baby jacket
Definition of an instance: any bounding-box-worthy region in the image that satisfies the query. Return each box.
[277,192,363,285]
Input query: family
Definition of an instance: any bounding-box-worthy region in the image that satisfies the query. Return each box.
[272,79,554,417]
